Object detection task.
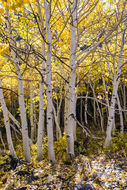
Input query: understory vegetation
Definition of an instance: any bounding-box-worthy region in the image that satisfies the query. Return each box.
[0,131,127,189]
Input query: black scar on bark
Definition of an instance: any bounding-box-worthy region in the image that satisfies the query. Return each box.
[80,44,91,51]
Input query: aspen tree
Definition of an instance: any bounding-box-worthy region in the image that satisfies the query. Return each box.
[30,68,35,142]
[6,10,31,162]
[36,0,45,161]
[66,0,77,156]
[44,0,56,163]
[105,17,127,146]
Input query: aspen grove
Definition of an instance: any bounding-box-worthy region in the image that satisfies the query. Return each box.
[0,0,127,165]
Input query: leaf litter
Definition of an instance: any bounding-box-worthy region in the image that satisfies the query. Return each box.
[0,153,127,190]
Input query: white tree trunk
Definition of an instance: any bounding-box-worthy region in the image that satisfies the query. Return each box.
[66,0,77,156]
[8,110,21,130]
[36,0,45,161]
[30,69,35,142]
[37,79,45,160]
[44,0,56,163]
[106,51,116,131]
[85,66,92,126]
[105,23,126,146]
[52,104,62,139]
[36,6,45,160]
[57,94,62,128]
[117,94,124,133]
[123,83,127,121]
[64,83,70,133]
[91,83,104,131]
[0,80,17,158]
[15,64,31,162]
[6,10,31,162]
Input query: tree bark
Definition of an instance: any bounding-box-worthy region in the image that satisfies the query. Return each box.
[36,0,45,161]
[0,80,17,158]
[15,64,31,162]
[66,0,77,156]
[30,69,35,142]
[6,10,31,162]
[44,0,56,163]
[105,22,127,146]
[52,104,62,139]
[117,94,124,133]
[85,65,92,126]
[64,83,69,133]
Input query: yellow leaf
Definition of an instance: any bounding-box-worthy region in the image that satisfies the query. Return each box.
[25,0,30,3]
[99,38,104,42]
[93,183,98,188]
[122,172,125,177]
[0,17,3,23]
[0,8,4,14]
[54,176,57,182]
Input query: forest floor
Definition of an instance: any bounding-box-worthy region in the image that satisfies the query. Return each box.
[0,151,127,190]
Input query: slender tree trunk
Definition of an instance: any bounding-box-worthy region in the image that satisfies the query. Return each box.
[36,0,45,161]
[44,0,56,163]
[52,104,62,139]
[85,66,92,126]
[8,110,33,145]
[15,64,31,162]
[55,95,62,139]
[93,98,97,126]
[80,97,83,124]
[30,69,35,142]
[123,83,127,121]
[37,78,45,160]
[0,80,17,158]
[117,94,124,133]
[8,110,21,131]
[105,49,116,131]
[100,62,109,106]
[57,93,62,127]
[91,83,104,131]
[6,10,31,162]
[64,83,69,133]
[0,130,6,150]
[105,23,127,146]
[66,0,77,156]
